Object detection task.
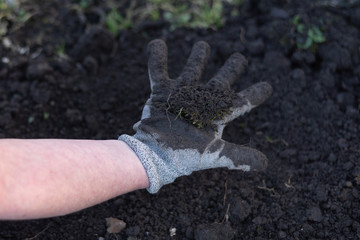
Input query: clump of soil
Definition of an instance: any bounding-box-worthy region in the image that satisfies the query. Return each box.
[166,85,235,128]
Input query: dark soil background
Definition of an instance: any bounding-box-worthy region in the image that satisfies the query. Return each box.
[1,0,360,239]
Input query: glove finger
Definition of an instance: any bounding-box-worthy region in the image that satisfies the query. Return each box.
[237,81,273,107]
[147,39,170,94]
[219,141,268,172]
[216,82,273,126]
[178,41,210,86]
[206,52,247,89]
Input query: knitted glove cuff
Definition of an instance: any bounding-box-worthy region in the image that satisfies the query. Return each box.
[118,134,178,193]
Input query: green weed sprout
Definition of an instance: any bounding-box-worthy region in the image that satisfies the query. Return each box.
[0,0,31,38]
[191,1,223,29]
[79,0,93,9]
[290,14,326,51]
[56,40,66,56]
[105,8,132,34]
[146,0,242,30]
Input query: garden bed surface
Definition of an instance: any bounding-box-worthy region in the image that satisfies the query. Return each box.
[0,0,359,239]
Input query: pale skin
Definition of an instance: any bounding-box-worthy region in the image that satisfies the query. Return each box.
[0,139,150,220]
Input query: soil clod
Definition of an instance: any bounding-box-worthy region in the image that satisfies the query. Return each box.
[166,85,235,128]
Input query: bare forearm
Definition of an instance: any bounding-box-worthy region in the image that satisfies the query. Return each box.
[0,139,149,220]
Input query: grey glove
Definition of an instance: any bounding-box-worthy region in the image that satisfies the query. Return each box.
[119,39,272,193]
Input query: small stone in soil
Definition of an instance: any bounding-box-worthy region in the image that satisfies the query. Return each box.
[307,206,323,222]
[105,217,126,234]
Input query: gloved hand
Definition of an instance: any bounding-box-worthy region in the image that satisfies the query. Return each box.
[119,39,272,193]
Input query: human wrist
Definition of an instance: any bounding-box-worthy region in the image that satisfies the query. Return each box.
[113,139,150,190]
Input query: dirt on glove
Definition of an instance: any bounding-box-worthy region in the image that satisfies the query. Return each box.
[166,85,236,129]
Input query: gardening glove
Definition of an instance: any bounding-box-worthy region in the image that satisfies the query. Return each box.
[119,39,273,193]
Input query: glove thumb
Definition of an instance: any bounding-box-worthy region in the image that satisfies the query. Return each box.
[215,140,268,171]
